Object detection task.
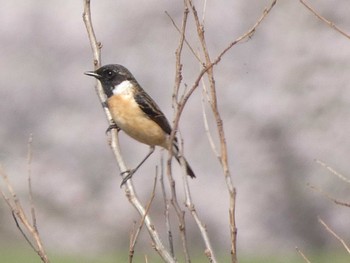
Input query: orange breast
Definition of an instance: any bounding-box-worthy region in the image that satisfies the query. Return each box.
[107,95,168,148]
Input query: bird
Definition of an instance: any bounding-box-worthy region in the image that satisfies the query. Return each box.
[85,64,195,185]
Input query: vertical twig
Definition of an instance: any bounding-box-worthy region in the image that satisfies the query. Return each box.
[167,1,192,262]
[172,1,189,105]
[129,173,158,263]
[168,176,191,263]
[160,154,175,257]
[27,134,36,229]
[82,0,101,68]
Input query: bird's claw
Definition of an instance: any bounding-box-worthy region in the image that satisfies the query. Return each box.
[106,123,120,134]
[120,169,136,187]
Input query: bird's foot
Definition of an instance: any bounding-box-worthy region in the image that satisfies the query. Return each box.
[105,123,120,134]
[120,169,136,187]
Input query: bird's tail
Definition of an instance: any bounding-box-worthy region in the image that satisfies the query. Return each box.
[172,141,196,178]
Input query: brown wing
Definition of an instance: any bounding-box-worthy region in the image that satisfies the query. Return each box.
[134,89,172,135]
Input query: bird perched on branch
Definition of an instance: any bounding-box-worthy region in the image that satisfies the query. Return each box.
[85,64,195,185]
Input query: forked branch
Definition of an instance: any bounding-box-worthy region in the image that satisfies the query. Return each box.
[0,136,50,263]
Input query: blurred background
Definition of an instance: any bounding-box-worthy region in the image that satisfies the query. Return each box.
[1,0,350,262]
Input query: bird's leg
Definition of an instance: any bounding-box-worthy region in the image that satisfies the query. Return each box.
[102,102,121,134]
[120,146,155,187]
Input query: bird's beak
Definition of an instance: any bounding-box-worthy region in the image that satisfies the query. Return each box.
[84,71,101,79]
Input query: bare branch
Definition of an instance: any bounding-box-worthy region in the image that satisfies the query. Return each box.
[300,0,350,40]
[318,217,350,254]
[201,0,207,24]
[0,167,50,263]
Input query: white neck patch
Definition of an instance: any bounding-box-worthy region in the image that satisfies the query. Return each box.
[112,80,133,95]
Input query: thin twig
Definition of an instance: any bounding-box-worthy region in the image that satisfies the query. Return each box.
[296,247,312,263]
[315,159,350,184]
[27,134,37,230]
[165,11,202,64]
[318,217,350,254]
[129,172,158,263]
[308,184,350,208]
[181,162,216,263]
[160,154,175,257]
[167,170,191,263]
[12,211,37,252]
[0,167,50,263]
[300,0,350,40]
[168,1,192,262]
[82,0,101,68]
[201,82,220,159]
[202,0,207,24]
[214,0,277,65]
[129,221,137,263]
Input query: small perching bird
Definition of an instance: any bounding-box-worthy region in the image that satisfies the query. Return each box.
[85,64,195,185]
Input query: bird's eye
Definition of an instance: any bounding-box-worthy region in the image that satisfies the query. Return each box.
[104,70,114,79]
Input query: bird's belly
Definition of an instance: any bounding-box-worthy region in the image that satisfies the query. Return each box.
[108,95,167,147]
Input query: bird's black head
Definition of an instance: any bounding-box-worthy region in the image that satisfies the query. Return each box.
[85,64,134,97]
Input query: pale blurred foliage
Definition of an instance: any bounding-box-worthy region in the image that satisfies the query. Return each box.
[1,0,350,257]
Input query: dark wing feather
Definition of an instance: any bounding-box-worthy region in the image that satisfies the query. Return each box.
[134,87,196,178]
[134,89,172,135]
